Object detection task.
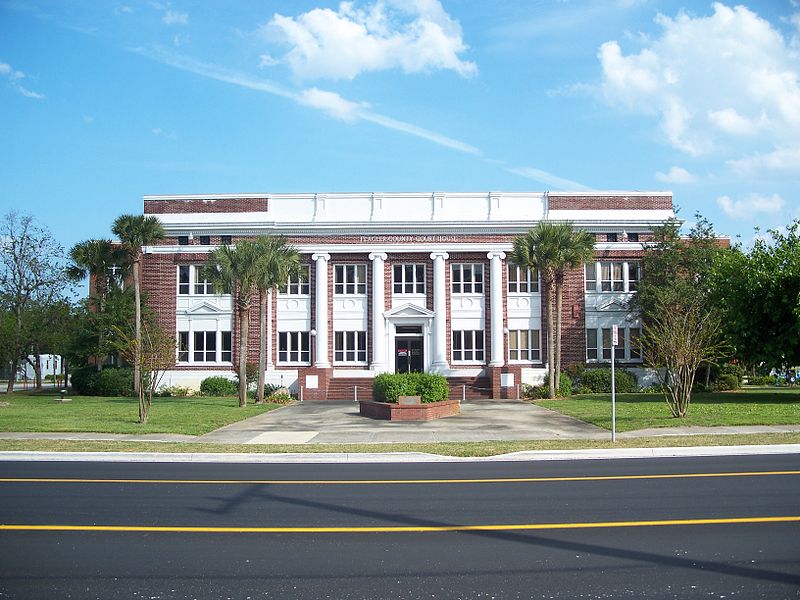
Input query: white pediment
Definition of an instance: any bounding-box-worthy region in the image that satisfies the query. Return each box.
[186,301,225,315]
[595,298,630,311]
[384,303,435,319]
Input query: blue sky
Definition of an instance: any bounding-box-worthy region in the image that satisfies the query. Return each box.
[1,0,798,252]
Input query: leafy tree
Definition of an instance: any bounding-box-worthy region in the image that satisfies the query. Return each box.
[631,216,728,417]
[203,241,261,407]
[112,215,165,394]
[66,239,129,370]
[710,221,800,370]
[0,212,70,392]
[252,236,300,403]
[511,222,594,398]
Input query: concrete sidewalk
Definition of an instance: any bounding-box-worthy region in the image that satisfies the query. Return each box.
[1,400,799,445]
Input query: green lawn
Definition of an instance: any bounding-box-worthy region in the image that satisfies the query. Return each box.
[535,387,800,432]
[0,392,280,435]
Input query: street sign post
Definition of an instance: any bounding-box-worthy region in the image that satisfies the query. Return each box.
[611,325,618,443]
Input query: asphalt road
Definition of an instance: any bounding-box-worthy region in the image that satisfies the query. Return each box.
[1,454,799,599]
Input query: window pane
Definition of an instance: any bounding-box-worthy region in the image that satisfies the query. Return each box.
[585,263,596,292]
[178,332,189,362]
[193,332,204,362]
[221,332,232,362]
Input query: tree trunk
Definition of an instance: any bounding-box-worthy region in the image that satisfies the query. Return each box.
[555,280,563,386]
[6,359,17,394]
[133,256,142,395]
[238,303,249,408]
[97,287,106,372]
[33,354,43,390]
[256,291,267,404]
[546,280,556,399]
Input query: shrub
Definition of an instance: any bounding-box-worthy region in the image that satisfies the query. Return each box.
[267,392,295,404]
[200,376,238,397]
[236,363,260,390]
[578,368,638,394]
[747,375,776,386]
[713,373,739,391]
[157,385,191,398]
[719,362,744,386]
[692,381,710,393]
[522,383,549,399]
[372,373,448,403]
[640,384,663,394]
[70,366,134,396]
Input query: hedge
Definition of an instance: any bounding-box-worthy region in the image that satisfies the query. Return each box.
[199,376,239,397]
[70,366,134,396]
[578,368,638,393]
[372,372,449,403]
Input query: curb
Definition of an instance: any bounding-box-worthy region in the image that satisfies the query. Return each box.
[1,444,799,464]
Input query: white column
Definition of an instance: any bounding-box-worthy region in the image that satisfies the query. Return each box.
[488,251,506,367]
[430,252,449,371]
[266,288,274,370]
[369,252,388,373]
[312,252,331,368]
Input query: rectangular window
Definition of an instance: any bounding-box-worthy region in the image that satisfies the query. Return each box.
[628,262,640,291]
[615,329,626,360]
[393,264,426,294]
[451,264,484,294]
[278,331,311,363]
[193,331,217,362]
[585,263,597,292]
[630,328,642,360]
[194,266,213,295]
[586,329,598,360]
[334,264,367,295]
[280,265,310,295]
[600,262,624,292]
[628,232,639,242]
[221,331,232,363]
[601,328,613,360]
[607,233,618,242]
[452,330,485,362]
[177,331,189,362]
[221,235,232,245]
[509,329,541,362]
[178,235,189,246]
[199,235,210,245]
[178,265,190,295]
[334,331,367,363]
[508,265,539,293]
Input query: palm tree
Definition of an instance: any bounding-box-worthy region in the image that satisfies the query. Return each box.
[112,215,165,393]
[510,222,595,398]
[252,236,300,404]
[552,226,596,379]
[66,239,128,371]
[203,241,261,407]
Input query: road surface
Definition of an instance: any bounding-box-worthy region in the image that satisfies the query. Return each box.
[1,454,798,598]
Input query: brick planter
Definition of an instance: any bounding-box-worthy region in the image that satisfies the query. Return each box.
[359,399,460,421]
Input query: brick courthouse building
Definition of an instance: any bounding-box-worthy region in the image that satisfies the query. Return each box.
[141,191,673,400]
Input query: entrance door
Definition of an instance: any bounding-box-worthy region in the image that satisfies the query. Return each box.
[395,337,424,373]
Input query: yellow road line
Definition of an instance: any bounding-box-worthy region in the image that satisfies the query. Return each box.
[1,516,799,534]
[1,470,799,486]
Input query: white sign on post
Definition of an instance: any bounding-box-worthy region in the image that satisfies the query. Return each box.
[612,324,619,346]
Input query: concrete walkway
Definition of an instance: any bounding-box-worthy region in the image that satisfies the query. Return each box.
[1,400,799,445]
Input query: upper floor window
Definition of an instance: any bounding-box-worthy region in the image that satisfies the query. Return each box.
[199,235,210,245]
[585,262,640,293]
[221,235,232,245]
[178,235,189,246]
[334,264,367,295]
[606,233,618,242]
[451,263,483,294]
[194,266,214,295]
[507,265,539,293]
[280,265,310,295]
[393,264,425,294]
[177,265,217,295]
[178,265,190,295]
[628,232,639,242]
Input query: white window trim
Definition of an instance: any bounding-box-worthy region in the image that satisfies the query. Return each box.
[392,263,426,295]
[451,263,484,295]
[334,264,368,296]
[584,326,643,363]
[279,265,311,297]
[177,329,233,365]
[507,265,540,294]
[508,329,542,363]
[333,330,368,365]
[585,261,640,294]
[451,329,486,364]
[277,331,311,365]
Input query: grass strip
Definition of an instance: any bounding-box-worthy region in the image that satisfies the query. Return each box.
[1,433,799,457]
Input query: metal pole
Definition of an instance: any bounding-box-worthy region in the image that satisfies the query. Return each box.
[300,385,304,402]
[462,384,466,403]
[354,385,358,403]
[515,383,520,401]
[611,337,617,443]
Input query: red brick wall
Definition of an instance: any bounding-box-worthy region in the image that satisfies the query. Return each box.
[145,198,269,214]
[549,195,672,210]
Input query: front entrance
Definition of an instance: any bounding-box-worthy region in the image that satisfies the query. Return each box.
[395,328,424,373]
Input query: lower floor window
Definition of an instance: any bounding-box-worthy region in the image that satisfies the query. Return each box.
[178,330,232,363]
[334,330,367,363]
[509,329,541,362]
[586,327,642,362]
[452,330,485,362]
[279,331,311,363]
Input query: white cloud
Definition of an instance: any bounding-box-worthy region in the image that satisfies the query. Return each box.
[298,88,367,122]
[727,146,800,176]
[716,193,784,218]
[655,166,695,183]
[151,127,163,136]
[505,166,591,191]
[258,54,280,68]
[162,10,187,25]
[598,3,800,162]
[0,60,44,99]
[262,0,477,81]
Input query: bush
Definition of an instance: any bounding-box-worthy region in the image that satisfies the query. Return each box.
[236,363,260,390]
[640,384,663,394]
[522,383,549,399]
[577,368,638,394]
[748,375,776,386]
[719,362,744,386]
[157,385,191,397]
[200,376,238,397]
[713,373,739,391]
[267,391,295,404]
[692,381,710,393]
[372,373,448,403]
[70,366,134,396]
